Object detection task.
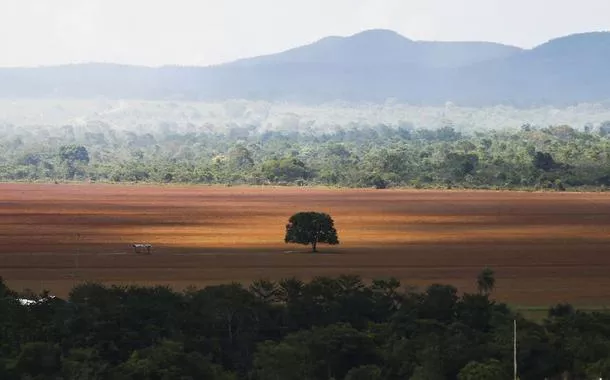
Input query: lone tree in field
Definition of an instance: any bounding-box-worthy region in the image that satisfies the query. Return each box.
[284,212,339,252]
[476,267,496,296]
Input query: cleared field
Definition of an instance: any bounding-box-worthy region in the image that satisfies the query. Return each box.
[2,183,610,306]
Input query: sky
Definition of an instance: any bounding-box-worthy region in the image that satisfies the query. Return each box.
[1,0,609,67]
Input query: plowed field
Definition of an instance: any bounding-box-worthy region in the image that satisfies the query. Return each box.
[2,183,610,306]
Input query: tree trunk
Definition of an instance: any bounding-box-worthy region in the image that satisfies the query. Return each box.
[312,228,320,253]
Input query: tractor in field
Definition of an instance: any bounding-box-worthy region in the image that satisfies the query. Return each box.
[132,243,152,255]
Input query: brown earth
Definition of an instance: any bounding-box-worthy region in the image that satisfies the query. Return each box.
[1,183,610,307]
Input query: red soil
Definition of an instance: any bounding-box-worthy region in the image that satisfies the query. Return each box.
[1,183,610,306]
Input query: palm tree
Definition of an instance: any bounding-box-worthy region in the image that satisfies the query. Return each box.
[477,267,496,296]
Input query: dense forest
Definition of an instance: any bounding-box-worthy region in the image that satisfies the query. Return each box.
[3,118,610,190]
[2,272,610,379]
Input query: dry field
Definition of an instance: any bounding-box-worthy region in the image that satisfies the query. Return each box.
[2,183,610,307]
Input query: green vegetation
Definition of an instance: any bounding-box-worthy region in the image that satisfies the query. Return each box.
[476,267,495,296]
[285,212,339,252]
[2,271,610,379]
[4,121,610,190]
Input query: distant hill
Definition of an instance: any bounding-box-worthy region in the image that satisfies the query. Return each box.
[0,29,609,106]
[449,32,610,106]
[225,29,522,68]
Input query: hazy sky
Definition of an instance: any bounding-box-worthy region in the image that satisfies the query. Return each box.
[1,0,609,67]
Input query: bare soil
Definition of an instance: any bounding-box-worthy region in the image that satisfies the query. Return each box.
[1,183,610,306]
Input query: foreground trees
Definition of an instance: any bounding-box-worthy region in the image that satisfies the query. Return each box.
[2,273,610,379]
[285,211,339,252]
[477,267,496,295]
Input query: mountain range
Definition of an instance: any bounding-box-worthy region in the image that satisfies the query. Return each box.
[0,29,609,106]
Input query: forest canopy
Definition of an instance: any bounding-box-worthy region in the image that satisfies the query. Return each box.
[2,114,610,190]
[2,274,610,379]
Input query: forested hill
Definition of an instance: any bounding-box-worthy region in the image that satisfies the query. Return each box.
[0,30,609,106]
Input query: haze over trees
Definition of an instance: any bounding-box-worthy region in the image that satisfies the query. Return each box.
[2,98,610,133]
[3,117,610,191]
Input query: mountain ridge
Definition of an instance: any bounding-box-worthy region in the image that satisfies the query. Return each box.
[0,29,609,106]
[225,29,523,68]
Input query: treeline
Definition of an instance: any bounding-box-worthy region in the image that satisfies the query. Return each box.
[2,274,610,379]
[3,122,610,190]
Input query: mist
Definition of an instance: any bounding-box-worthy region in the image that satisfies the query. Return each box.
[1,99,610,136]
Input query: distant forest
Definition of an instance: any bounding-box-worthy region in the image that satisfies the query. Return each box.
[2,105,610,190]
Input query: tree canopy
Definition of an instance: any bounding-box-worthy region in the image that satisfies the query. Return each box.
[285,212,339,252]
[477,267,496,296]
[2,273,610,379]
[2,118,610,191]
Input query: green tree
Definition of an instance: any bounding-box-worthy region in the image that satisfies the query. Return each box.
[548,303,575,318]
[284,212,339,252]
[476,267,496,296]
[262,157,310,183]
[344,365,382,380]
[418,284,459,323]
[458,359,509,380]
[61,348,109,380]
[228,144,254,170]
[254,324,379,380]
[58,144,90,179]
[253,341,311,380]
[457,293,494,331]
[410,345,445,380]
[11,342,62,379]
[532,151,556,172]
[181,283,266,375]
[0,277,27,366]
[362,173,388,189]
[585,357,610,379]
[59,144,90,165]
[112,340,234,380]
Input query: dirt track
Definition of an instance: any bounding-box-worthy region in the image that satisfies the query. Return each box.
[1,183,610,306]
